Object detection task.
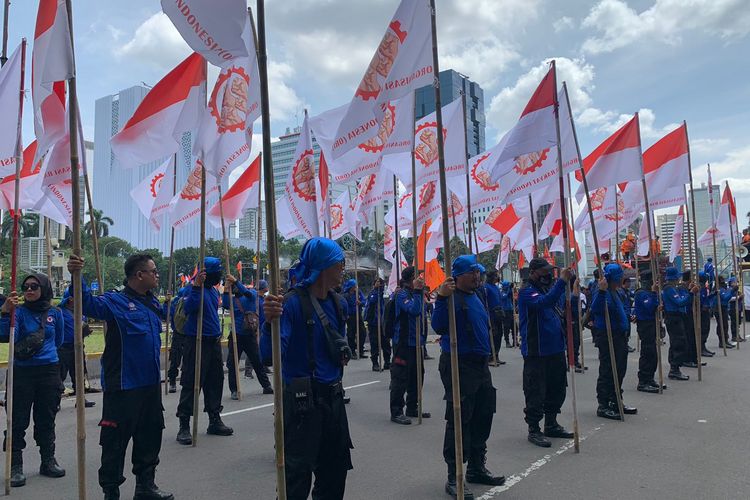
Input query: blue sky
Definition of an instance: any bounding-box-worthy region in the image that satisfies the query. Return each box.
[6,0,750,222]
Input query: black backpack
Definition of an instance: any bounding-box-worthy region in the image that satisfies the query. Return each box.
[383,294,398,339]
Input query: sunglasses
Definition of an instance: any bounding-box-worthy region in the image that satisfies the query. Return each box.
[21,283,40,292]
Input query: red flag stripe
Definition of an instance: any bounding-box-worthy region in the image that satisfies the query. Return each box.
[577,115,640,180]
[221,155,260,200]
[34,0,59,38]
[520,66,555,117]
[643,123,688,175]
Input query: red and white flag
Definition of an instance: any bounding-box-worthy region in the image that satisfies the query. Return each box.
[636,214,653,257]
[315,153,331,234]
[352,171,395,219]
[169,158,220,231]
[161,0,250,67]
[700,182,736,245]
[207,154,260,228]
[32,0,74,162]
[0,142,46,211]
[331,0,431,159]
[111,53,206,170]
[0,44,24,177]
[643,123,690,195]
[575,114,642,198]
[670,207,685,263]
[486,204,531,248]
[284,112,319,238]
[130,157,174,231]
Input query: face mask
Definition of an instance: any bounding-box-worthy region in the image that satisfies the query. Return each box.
[205,272,222,287]
[538,274,553,287]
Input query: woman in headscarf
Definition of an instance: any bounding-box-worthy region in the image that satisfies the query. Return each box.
[0,273,66,488]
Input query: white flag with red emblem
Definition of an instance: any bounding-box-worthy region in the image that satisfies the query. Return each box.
[352,171,395,218]
[330,0,431,160]
[698,182,735,245]
[284,112,319,238]
[169,159,220,231]
[130,157,173,231]
[636,214,652,257]
[161,0,250,68]
[329,190,357,240]
[32,0,74,162]
[206,154,260,228]
[486,204,533,250]
[0,44,24,177]
[111,53,206,170]
[0,142,47,211]
[670,206,685,263]
[315,153,331,234]
[276,197,302,240]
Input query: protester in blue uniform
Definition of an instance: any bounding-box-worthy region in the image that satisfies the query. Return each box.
[680,271,701,367]
[364,277,389,371]
[166,284,190,393]
[389,266,429,424]
[661,267,698,381]
[634,271,661,393]
[570,278,584,372]
[250,279,269,374]
[1,273,66,488]
[704,257,715,287]
[698,272,715,357]
[433,255,505,498]
[222,277,272,399]
[517,258,575,448]
[619,277,636,352]
[68,254,173,500]
[58,291,95,408]
[590,263,637,420]
[175,257,233,445]
[483,271,504,363]
[727,277,745,344]
[343,279,366,359]
[498,280,516,347]
[263,237,353,499]
[713,276,735,349]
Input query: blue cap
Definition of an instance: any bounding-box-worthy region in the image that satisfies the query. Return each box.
[603,263,623,283]
[698,271,707,281]
[665,267,681,281]
[258,279,268,291]
[204,257,222,274]
[729,276,737,284]
[501,280,510,288]
[707,257,713,262]
[342,279,357,293]
[452,254,480,278]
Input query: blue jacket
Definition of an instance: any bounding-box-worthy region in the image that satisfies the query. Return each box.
[518,279,566,357]
[484,283,501,311]
[78,283,164,391]
[394,288,426,347]
[662,285,692,314]
[634,289,658,321]
[258,295,266,332]
[704,262,715,279]
[222,282,257,335]
[364,288,385,324]
[1,306,64,367]
[591,288,630,334]
[60,307,88,345]
[700,286,715,310]
[499,287,514,311]
[183,285,221,337]
[345,289,365,318]
[718,286,734,308]
[617,288,634,315]
[433,290,491,356]
[260,289,344,384]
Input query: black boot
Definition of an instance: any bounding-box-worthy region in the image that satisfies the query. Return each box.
[134,471,174,500]
[103,487,120,500]
[176,417,192,445]
[206,413,233,436]
[544,415,574,439]
[466,455,505,486]
[168,380,177,393]
[668,369,689,381]
[10,452,25,488]
[445,468,475,499]
[597,404,621,420]
[39,445,66,478]
[527,427,551,448]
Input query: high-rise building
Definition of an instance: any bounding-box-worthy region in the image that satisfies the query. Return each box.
[657,212,696,265]
[93,85,226,254]
[687,183,730,268]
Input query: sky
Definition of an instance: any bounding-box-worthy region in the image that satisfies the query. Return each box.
[5,0,750,224]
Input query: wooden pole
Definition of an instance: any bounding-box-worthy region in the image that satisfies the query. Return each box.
[45,217,53,283]
[374,213,383,371]
[353,236,361,358]
[164,155,177,395]
[63,0,88,490]
[562,82,625,419]
[566,173,585,370]
[726,181,741,349]
[706,165,727,356]
[634,113,665,392]
[430,1,465,495]
[255,2,286,497]
[682,190,702,379]
[614,189,621,263]
[191,160,207,445]
[4,37,24,496]
[393,176,401,282]
[218,185,243,399]
[553,67,579,452]
[732,194,746,341]
[0,0,8,66]
[256,154,263,285]
[528,195,538,257]
[460,92,474,254]
[410,124,424,425]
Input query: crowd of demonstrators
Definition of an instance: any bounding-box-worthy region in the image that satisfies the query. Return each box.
[0,234,744,500]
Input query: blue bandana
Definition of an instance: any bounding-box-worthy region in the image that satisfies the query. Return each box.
[342,279,357,293]
[204,257,222,274]
[296,237,345,288]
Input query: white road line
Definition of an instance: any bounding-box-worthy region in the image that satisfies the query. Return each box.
[220,380,381,418]
[476,425,604,499]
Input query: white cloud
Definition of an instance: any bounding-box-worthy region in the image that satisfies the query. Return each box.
[115,12,191,69]
[582,0,750,54]
[268,62,305,122]
[690,137,731,155]
[554,16,575,33]
[709,145,750,179]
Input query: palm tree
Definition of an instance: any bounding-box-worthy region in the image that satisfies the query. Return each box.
[84,208,114,238]
[0,212,37,256]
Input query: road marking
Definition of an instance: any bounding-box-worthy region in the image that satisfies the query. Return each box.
[698,419,707,423]
[476,425,603,499]
[220,380,381,418]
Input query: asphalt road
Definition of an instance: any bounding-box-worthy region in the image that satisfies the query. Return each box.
[11,326,750,500]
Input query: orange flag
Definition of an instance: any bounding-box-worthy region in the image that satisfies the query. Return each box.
[415,219,432,268]
[518,251,526,270]
[424,258,446,292]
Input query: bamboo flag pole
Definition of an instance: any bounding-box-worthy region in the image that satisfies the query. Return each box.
[218,185,243,399]
[430,1,465,496]
[635,113,665,392]
[726,181,741,349]
[256,154,263,285]
[410,118,424,425]
[45,218,53,279]
[731,193,746,341]
[707,165,728,356]
[566,172,585,370]
[190,159,207,446]
[562,82,625,419]
[374,213,383,371]
[255,3,286,497]
[353,236,361,358]
[0,0,8,66]
[4,37,24,496]
[63,0,88,491]
[164,155,178,395]
[528,195,538,257]
[553,67,579,452]
[393,176,401,282]
[682,188,702,379]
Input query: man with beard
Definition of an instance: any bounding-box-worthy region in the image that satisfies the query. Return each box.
[433,255,505,499]
[517,258,575,448]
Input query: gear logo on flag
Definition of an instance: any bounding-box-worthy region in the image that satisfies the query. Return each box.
[590,187,607,211]
[448,193,464,218]
[150,172,165,198]
[398,191,412,209]
[210,66,250,134]
[330,203,344,230]
[484,207,503,226]
[513,148,549,176]
[180,160,204,201]
[359,103,396,153]
[604,195,625,222]
[501,235,511,252]
[355,21,408,101]
[384,224,394,246]
[470,153,499,191]
[419,181,436,210]
[414,122,448,167]
[357,174,378,199]
[291,149,317,202]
